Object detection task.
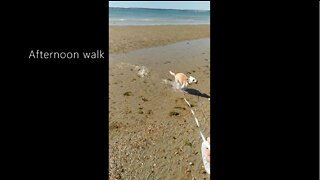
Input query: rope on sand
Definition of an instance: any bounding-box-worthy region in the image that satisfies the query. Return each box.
[184,98,204,132]
[183,97,210,174]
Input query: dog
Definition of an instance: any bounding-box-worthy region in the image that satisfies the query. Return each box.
[169,71,198,89]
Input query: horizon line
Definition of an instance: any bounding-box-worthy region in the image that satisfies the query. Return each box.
[109,6,210,11]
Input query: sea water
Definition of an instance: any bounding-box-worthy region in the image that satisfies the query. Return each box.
[109,7,210,26]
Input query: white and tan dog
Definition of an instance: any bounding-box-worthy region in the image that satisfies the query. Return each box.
[169,70,198,89]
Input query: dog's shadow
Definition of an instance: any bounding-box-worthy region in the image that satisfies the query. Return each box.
[183,88,210,98]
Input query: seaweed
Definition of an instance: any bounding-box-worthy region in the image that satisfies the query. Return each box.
[123,91,133,96]
[169,111,180,116]
[184,140,192,147]
[174,106,186,110]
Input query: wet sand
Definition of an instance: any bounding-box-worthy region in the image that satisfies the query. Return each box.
[109,26,210,179]
[109,25,210,54]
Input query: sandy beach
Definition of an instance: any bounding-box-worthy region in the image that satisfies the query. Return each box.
[109,25,210,179]
[109,25,210,54]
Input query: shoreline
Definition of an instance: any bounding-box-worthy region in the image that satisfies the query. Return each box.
[109,24,210,54]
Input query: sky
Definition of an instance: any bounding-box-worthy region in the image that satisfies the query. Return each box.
[109,1,210,10]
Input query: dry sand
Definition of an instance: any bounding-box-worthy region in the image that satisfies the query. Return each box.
[109,25,210,180]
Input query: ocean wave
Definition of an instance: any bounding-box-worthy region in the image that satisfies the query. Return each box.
[109,7,210,12]
[109,7,210,26]
[110,18,153,22]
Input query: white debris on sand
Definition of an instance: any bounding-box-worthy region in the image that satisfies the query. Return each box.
[135,66,150,77]
[116,62,150,78]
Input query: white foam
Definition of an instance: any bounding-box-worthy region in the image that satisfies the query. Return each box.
[162,79,183,91]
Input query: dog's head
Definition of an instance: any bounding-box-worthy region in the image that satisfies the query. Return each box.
[188,76,198,85]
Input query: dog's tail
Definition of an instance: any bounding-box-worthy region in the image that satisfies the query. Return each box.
[169,71,175,76]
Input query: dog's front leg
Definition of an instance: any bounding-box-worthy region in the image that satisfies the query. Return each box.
[181,83,185,89]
